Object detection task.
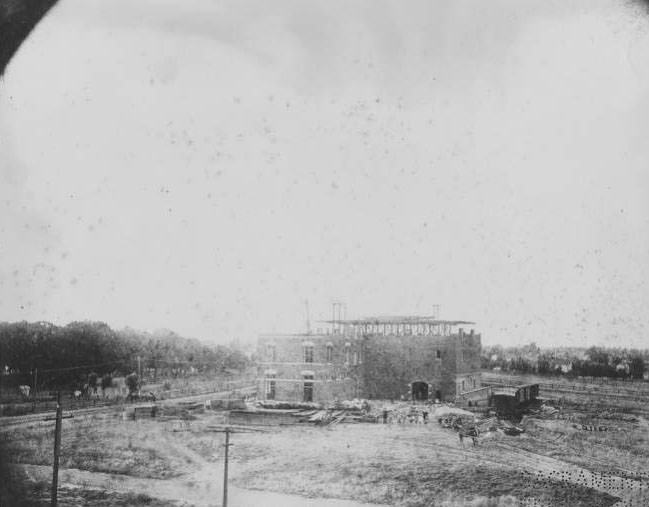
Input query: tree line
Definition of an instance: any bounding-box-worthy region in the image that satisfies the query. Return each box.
[481,344,647,380]
[0,321,250,389]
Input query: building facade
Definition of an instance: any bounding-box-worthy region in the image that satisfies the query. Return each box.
[257,316,482,403]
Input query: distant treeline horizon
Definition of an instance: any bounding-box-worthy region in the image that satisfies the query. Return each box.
[482,342,647,379]
[0,320,250,388]
[482,343,649,353]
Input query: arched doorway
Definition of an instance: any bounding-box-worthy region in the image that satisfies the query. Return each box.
[411,381,428,401]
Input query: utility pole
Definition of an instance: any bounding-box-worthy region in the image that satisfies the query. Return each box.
[32,367,38,413]
[51,392,62,507]
[223,427,231,507]
[205,425,266,506]
[137,356,142,379]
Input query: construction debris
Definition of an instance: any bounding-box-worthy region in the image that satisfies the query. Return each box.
[243,399,481,427]
[205,399,247,410]
[332,399,371,411]
[232,398,624,439]
[572,423,614,432]
[256,400,323,410]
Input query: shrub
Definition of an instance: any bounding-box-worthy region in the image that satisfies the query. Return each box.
[101,374,113,391]
[88,372,98,392]
[125,373,139,394]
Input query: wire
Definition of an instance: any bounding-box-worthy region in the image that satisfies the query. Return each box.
[37,360,126,373]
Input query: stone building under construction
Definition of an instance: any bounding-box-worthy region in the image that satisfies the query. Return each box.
[257,311,482,403]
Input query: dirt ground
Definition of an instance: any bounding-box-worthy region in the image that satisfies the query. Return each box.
[3,402,649,506]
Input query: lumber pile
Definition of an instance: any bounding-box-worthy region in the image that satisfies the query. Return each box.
[296,408,377,425]
[256,400,323,410]
[475,416,523,435]
[249,399,378,425]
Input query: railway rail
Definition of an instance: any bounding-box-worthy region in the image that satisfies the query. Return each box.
[483,374,649,400]
[482,373,649,418]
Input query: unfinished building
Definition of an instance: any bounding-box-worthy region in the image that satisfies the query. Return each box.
[257,312,482,403]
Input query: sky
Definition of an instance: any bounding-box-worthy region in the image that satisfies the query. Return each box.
[1,0,649,348]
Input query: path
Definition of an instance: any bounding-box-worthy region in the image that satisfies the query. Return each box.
[20,464,385,507]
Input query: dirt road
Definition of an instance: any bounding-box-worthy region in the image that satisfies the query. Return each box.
[20,464,385,507]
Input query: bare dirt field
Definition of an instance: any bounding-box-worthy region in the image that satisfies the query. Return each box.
[4,400,649,507]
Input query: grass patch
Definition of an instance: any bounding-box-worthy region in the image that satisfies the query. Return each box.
[518,414,649,479]
[3,415,187,479]
[3,408,643,506]
[15,482,180,506]
[234,460,617,507]
[227,424,619,507]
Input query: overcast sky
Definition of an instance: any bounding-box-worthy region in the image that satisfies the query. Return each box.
[1,0,649,348]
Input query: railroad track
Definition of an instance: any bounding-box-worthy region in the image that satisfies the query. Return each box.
[483,375,649,419]
[484,381,649,403]
[483,374,649,398]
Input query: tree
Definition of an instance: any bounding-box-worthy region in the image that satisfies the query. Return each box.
[88,372,98,393]
[537,355,552,375]
[523,342,540,355]
[630,356,645,380]
[1,320,250,389]
[125,373,139,394]
[0,0,61,77]
[101,374,113,391]
[511,356,533,373]
[586,347,609,365]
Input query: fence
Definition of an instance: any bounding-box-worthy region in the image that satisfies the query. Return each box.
[0,377,256,418]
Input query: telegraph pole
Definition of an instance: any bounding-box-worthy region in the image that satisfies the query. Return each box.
[205,425,266,507]
[51,392,62,507]
[137,356,142,379]
[223,427,231,507]
[32,367,38,412]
